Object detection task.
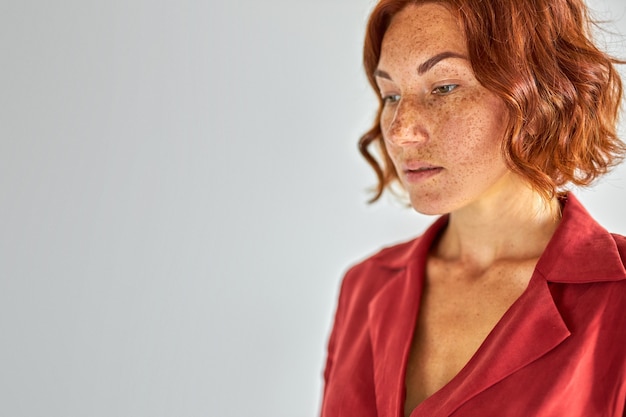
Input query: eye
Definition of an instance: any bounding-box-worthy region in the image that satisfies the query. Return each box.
[382,94,401,104]
[432,84,458,95]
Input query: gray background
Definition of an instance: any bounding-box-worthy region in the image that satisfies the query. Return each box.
[1,1,625,416]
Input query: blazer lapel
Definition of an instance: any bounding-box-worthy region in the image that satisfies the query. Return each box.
[414,271,571,416]
[368,262,422,417]
[367,217,448,417]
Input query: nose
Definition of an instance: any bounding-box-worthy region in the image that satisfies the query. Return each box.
[384,95,429,146]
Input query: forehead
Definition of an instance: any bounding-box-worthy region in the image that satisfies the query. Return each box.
[379,3,467,67]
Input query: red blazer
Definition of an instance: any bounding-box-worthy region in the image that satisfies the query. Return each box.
[321,194,626,417]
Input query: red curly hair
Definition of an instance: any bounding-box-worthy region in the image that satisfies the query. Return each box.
[359,0,626,202]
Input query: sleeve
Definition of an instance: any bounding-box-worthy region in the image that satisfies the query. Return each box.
[320,272,351,416]
[321,277,346,392]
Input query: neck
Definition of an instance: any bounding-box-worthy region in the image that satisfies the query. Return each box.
[434,177,561,269]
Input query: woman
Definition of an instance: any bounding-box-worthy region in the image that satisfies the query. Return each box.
[321,0,626,416]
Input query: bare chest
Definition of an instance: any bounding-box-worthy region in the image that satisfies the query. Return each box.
[403,260,536,416]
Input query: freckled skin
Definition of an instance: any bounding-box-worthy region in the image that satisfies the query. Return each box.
[376,3,511,215]
[373,6,564,415]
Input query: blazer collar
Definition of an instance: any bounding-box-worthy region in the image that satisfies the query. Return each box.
[370,193,626,284]
[535,193,626,283]
[366,193,625,417]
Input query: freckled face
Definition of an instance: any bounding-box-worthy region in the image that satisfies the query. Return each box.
[376,3,511,215]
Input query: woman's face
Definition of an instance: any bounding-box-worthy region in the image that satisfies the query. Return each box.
[375,3,512,215]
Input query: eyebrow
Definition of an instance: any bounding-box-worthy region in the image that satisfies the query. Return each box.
[374,51,468,80]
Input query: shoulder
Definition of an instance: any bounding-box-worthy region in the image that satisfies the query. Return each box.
[337,215,448,304]
[337,237,420,307]
[326,236,422,345]
[345,236,417,277]
[351,237,418,271]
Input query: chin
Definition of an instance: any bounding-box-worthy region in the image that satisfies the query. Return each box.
[411,205,450,216]
[408,194,454,216]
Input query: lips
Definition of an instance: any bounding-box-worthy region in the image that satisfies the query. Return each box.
[406,166,440,173]
[403,161,442,172]
[402,162,443,182]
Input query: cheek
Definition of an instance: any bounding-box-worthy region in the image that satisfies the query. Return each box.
[441,107,507,169]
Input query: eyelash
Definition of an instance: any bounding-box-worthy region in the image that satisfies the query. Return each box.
[432,84,458,95]
[382,94,401,104]
[381,84,459,104]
